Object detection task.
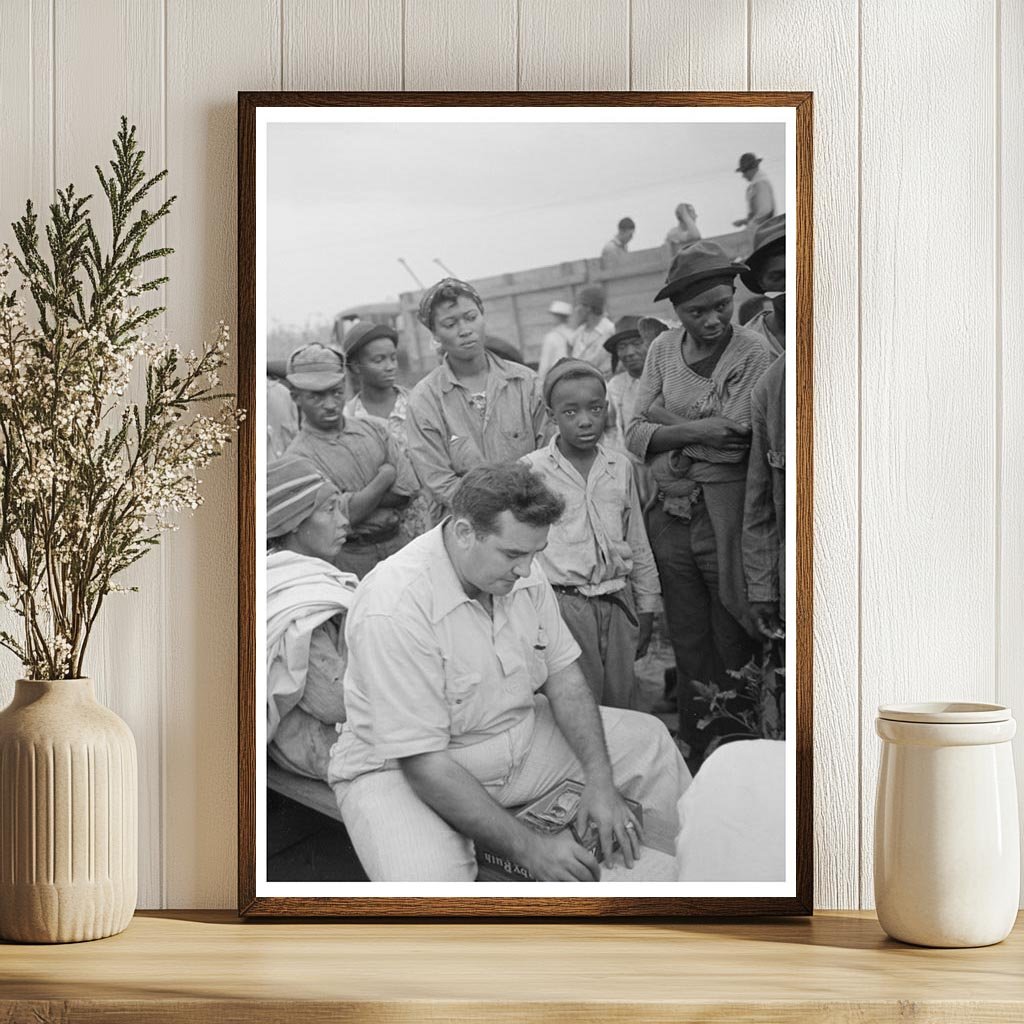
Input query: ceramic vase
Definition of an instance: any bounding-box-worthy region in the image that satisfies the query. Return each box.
[0,678,137,943]
[874,702,1019,947]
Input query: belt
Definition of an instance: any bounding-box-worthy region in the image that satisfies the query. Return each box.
[550,584,639,628]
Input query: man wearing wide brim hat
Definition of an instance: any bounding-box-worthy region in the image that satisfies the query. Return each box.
[732,152,775,233]
[740,214,786,356]
[624,241,777,770]
[284,343,421,579]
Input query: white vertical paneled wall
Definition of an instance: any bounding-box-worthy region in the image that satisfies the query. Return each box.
[0,0,1016,910]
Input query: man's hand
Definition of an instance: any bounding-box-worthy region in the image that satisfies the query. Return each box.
[733,217,748,227]
[520,830,600,881]
[750,601,783,639]
[577,781,643,870]
[635,612,655,660]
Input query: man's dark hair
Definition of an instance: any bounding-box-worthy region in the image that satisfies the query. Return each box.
[618,217,635,231]
[451,463,565,536]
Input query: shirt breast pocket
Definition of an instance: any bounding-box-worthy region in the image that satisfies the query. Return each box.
[444,671,482,733]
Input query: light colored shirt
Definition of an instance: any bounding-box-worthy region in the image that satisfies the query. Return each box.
[267,378,298,459]
[405,352,548,511]
[536,323,576,382]
[664,223,701,256]
[601,236,629,263]
[567,316,615,377]
[285,416,419,499]
[745,170,775,227]
[521,439,661,614]
[606,371,644,454]
[327,524,582,782]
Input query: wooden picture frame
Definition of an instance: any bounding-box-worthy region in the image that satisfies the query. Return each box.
[238,91,813,917]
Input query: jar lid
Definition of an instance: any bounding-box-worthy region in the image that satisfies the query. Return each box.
[877,701,1011,724]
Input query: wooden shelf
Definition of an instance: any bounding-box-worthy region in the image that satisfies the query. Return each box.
[2,910,1023,1021]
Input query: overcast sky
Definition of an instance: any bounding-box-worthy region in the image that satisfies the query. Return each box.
[267,120,786,328]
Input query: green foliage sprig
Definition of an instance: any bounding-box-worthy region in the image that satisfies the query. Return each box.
[0,118,241,679]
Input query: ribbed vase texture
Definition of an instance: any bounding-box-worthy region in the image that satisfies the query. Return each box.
[0,678,137,943]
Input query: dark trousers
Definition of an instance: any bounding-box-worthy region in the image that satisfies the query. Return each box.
[647,502,757,755]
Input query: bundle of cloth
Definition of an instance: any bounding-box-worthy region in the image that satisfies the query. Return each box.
[266,454,359,780]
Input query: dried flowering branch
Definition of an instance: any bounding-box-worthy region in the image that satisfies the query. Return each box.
[0,117,242,679]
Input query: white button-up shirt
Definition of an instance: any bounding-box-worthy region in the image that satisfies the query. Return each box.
[328,524,581,783]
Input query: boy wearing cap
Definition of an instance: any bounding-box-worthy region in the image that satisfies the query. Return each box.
[285,342,420,578]
[522,358,661,709]
[406,278,548,513]
[536,299,576,381]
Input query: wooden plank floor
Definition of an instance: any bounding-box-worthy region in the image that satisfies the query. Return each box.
[2,911,1023,1022]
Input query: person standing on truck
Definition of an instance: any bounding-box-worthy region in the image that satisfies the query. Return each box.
[406,278,548,513]
[567,284,616,378]
[664,203,701,257]
[601,216,635,264]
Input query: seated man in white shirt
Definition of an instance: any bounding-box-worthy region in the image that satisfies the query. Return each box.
[328,462,690,882]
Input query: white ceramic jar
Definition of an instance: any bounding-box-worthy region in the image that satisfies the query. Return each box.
[874,702,1019,947]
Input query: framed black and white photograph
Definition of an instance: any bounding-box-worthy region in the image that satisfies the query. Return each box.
[238,91,812,917]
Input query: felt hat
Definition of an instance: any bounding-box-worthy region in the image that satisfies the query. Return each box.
[653,241,748,304]
[736,152,762,173]
[286,343,345,391]
[603,315,644,354]
[740,214,786,293]
[340,321,398,363]
[548,299,573,317]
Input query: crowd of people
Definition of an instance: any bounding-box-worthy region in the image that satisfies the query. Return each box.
[266,156,788,884]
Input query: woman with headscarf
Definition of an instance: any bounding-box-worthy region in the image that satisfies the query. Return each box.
[267,454,359,781]
[405,277,548,512]
[625,241,775,768]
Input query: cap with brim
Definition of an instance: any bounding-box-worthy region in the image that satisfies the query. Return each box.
[736,152,762,173]
[653,240,748,304]
[341,321,398,363]
[543,358,606,407]
[603,314,644,354]
[286,343,346,391]
[740,213,786,293]
[548,299,573,317]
